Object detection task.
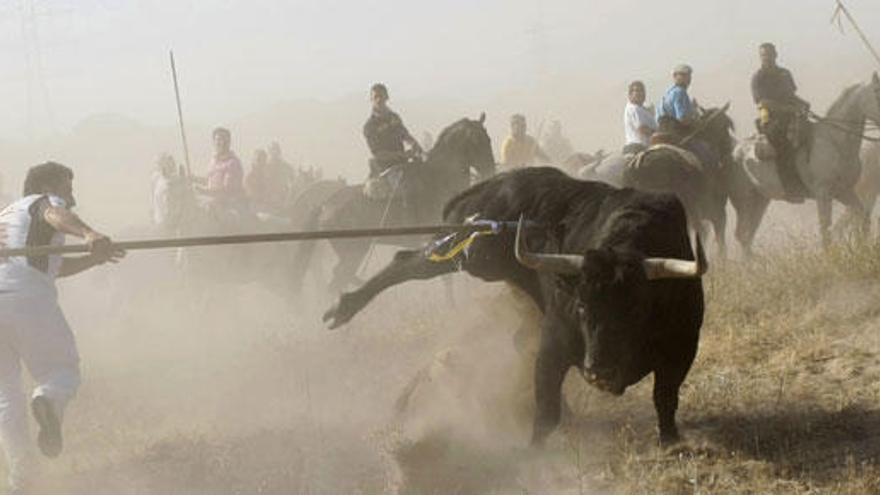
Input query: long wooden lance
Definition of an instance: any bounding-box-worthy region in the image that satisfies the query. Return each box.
[170,50,193,177]
[0,223,509,258]
[832,0,880,67]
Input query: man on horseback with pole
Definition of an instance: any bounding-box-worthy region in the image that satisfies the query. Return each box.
[751,42,810,200]
[191,127,250,227]
[0,162,123,493]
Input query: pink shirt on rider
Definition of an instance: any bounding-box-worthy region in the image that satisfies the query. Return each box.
[205,152,245,199]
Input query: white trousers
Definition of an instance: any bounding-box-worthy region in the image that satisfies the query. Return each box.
[0,291,80,493]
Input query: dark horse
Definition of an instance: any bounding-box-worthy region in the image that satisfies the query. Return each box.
[623,106,736,256]
[290,115,496,293]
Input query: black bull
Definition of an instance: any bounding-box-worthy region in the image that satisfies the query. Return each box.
[324,167,707,445]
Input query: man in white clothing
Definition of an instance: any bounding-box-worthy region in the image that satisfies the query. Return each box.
[623,80,657,154]
[0,162,123,493]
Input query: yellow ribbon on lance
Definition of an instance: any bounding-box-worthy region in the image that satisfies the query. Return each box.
[427,228,495,263]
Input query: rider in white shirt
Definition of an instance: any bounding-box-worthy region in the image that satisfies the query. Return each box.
[623,80,658,154]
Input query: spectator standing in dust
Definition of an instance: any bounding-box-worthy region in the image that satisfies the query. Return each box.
[0,162,123,494]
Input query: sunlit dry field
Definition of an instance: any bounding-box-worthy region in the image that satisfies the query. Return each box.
[4,234,880,494]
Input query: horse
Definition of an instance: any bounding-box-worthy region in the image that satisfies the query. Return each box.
[151,169,299,294]
[290,115,496,294]
[728,74,880,253]
[579,106,736,256]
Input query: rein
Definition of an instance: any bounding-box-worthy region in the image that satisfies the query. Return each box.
[809,111,880,143]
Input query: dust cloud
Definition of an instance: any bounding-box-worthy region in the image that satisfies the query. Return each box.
[1,1,879,494]
[11,246,598,495]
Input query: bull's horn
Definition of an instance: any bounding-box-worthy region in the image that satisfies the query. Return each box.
[642,234,708,280]
[514,215,584,275]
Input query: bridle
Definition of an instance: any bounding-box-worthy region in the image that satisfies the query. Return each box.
[808,82,880,143]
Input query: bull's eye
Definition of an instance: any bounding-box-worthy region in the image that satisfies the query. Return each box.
[576,305,586,318]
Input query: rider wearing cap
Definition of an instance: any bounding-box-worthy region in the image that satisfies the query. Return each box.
[655,64,718,169]
[656,64,698,129]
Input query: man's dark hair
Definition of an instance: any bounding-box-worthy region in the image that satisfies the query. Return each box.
[371,83,389,98]
[759,42,777,55]
[629,80,645,92]
[23,161,74,196]
[212,127,231,140]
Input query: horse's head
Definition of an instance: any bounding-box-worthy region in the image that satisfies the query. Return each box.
[698,104,737,164]
[864,72,880,126]
[151,168,192,232]
[429,113,496,182]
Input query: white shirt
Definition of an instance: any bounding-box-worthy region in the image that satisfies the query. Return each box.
[0,194,67,295]
[624,102,658,146]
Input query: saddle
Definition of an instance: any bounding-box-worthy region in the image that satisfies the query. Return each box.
[629,144,703,172]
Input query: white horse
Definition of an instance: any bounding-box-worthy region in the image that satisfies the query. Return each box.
[728,73,880,252]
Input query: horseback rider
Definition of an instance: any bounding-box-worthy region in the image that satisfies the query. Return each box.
[363,83,423,179]
[623,80,657,154]
[655,64,719,168]
[656,64,698,132]
[192,127,250,225]
[500,114,550,168]
[751,42,810,199]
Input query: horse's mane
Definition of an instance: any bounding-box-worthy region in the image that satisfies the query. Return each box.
[702,107,736,133]
[429,118,471,157]
[827,83,864,116]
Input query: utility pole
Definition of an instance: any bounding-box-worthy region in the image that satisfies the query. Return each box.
[19,0,55,139]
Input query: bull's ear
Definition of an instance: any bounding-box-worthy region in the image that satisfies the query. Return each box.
[478,112,486,125]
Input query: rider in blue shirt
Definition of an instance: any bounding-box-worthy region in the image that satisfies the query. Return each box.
[657,65,696,125]
[656,64,719,169]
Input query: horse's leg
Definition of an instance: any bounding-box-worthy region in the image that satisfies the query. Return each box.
[328,240,370,295]
[323,249,459,329]
[711,203,727,260]
[817,193,833,249]
[734,195,769,258]
[834,188,868,239]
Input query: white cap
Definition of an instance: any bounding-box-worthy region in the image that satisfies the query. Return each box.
[673,64,693,75]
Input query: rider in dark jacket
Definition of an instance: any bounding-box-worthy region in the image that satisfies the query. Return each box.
[363,83,423,178]
[751,42,809,198]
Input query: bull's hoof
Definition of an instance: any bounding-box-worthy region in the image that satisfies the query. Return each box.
[322,293,358,330]
[658,429,681,448]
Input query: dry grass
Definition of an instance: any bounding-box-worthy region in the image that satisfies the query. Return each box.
[556,239,880,494]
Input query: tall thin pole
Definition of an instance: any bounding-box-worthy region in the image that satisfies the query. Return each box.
[170,50,193,177]
[833,0,880,67]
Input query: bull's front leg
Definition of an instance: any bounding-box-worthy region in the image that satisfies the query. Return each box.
[323,249,458,329]
[531,328,572,446]
[652,367,687,446]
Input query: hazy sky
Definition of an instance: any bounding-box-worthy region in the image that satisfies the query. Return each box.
[0,0,878,142]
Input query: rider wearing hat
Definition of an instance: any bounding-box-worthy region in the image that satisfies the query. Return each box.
[653,64,719,166]
[656,64,697,130]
